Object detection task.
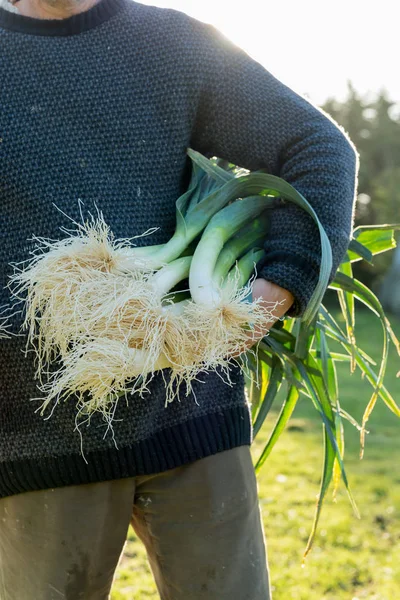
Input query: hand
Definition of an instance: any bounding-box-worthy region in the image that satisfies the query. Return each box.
[252,278,294,324]
[244,279,294,351]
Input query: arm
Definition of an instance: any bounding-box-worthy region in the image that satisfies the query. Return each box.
[190,23,359,317]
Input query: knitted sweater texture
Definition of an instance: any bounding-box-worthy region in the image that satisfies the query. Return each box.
[0,0,357,498]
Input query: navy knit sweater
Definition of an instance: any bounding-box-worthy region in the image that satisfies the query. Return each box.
[0,0,358,498]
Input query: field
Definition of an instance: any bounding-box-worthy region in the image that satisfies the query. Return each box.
[111,309,400,600]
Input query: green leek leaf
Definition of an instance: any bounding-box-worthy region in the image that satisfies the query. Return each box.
[347,225,399,263]
[255,384,300,472]
[253,358,283,437]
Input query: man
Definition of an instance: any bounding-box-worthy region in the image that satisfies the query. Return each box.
[0,0,358,598]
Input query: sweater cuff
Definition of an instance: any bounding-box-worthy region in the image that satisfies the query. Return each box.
[256,252,321,318]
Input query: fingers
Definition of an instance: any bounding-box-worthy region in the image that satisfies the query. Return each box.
[239,280,294,355]
[252,279,294,320]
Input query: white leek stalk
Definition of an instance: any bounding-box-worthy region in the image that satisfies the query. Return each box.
[189,198,272,306]
[212,212,269,287]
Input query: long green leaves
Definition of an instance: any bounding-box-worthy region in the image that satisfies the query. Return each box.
[188,152,400,557]
[329,272,398,454]
[255,384,300,470]
[337,260,356,372]
[252,357,283,437]
[249,222,399,557]
[347,225,400,263]
[185,151,400,558]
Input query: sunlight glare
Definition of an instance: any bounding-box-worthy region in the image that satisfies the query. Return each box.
[137,0,399,104]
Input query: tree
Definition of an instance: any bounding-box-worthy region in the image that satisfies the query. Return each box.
[322,85,400,311]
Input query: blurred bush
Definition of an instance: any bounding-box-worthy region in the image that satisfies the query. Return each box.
[322,84,400,311]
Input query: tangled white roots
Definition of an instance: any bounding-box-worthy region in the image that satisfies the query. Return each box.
[10,217,281,429]
[0,320,10,339]
[37,339,172,419]
[183,283,280,371]
[9,216,153,369]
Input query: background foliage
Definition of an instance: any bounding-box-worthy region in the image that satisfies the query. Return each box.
[322,85,400,297]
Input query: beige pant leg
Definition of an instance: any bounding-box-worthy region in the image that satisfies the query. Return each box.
[0,479,136,600]
[131,446,271,600]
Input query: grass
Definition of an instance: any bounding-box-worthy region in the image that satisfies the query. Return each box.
[111,308,400,600]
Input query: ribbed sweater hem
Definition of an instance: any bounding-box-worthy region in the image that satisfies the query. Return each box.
[0,405,252,498]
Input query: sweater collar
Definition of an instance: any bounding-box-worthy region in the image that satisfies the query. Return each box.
[0,0,127,36]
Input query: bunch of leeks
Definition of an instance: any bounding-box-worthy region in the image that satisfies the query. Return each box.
[9,149,330,424]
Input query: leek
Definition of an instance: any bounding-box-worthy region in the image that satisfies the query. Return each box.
[212,212,269,286]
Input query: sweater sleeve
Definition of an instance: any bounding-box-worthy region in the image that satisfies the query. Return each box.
[189,23,359,317]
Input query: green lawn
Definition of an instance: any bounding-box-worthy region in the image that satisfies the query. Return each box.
[111,309,400,600]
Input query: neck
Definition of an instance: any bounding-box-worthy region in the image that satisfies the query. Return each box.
[10,0,101,19]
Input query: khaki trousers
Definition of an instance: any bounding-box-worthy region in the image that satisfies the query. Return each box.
[0,447,271,600]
